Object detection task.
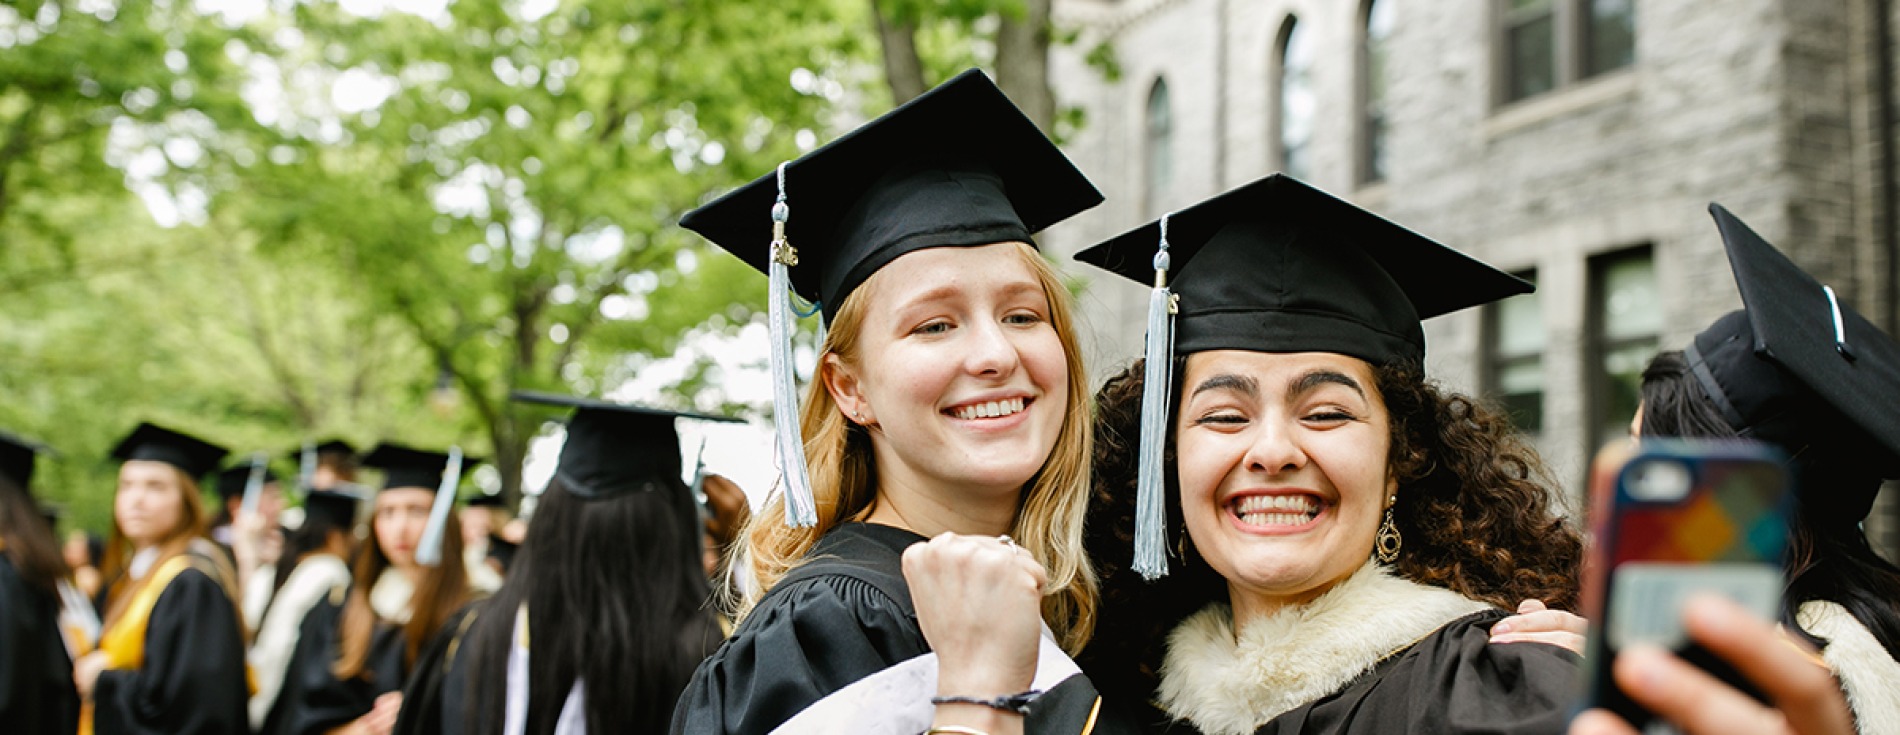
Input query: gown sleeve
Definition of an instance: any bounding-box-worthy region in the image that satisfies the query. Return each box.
[670,574,930,735]
[0,560,80,735]
[1258,612,1582,735]
[391,602,482,735]
[91,567,249,735]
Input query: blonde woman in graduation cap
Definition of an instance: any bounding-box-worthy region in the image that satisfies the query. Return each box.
[1064,175,1585,734]
[77,422,250,735]
[671,69,1116,735]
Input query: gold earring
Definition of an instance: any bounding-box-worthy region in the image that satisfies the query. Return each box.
[1375,502,1402,564]
[1175,521,1191,558]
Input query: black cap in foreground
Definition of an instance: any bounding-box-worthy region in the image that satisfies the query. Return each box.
[680,68,1102,323]
[512,390,743,500]
[0,429,48,490]
[1074,173,1532,367]
[111,423,229,480]
[361,443,481,492]
[1684,204,1900,518]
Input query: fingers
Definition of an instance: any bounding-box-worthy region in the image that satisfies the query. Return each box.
[1568,709,1641,735]
[1610,645,1796,733]
[1487,630,1587,655]
[1491,608,1580,637]
[1677,595,1853,735]
[1518,598,1550,614]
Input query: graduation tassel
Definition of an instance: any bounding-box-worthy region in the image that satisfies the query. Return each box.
[298,440,317,491]
[1133,214,1177,581]
[415,445,463,567]
[769,162,819,527]
[238,452,269,520]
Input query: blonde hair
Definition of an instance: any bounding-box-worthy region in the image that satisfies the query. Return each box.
[729,242,1099,653]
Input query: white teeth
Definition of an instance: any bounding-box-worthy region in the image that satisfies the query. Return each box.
[1239,512,1315,527]
[1234,495,1319,515]
[952,398,1026,420]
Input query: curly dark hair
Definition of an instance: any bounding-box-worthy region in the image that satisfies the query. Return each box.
[1077,358,1583,711]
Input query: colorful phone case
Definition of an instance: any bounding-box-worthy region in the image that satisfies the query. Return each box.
[1578,439,1793,727]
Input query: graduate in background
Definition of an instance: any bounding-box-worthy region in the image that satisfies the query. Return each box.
[215,458,289,630]
[251,488,359,734]
[460,494,506,592]
[269,443,477,735]
[396,392,734,734]
[0,429,80,734]
[76,423,249,735]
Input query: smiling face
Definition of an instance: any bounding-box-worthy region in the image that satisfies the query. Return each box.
[824,242,1069,504]
[373,488,435,570]
[1175,350,1396,619]
[115,460,190,549]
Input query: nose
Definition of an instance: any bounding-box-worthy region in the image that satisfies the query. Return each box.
[962,319,1021,379]
[1242,417,1307,476]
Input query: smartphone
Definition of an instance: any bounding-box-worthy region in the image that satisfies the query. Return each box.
[1578,439,1794,730]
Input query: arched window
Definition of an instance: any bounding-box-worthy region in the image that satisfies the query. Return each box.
[1145,77,1172,217]
[1359,0,1395,184]
[1276,16,1314,180]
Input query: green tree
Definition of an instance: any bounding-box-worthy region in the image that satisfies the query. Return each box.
[230,0,859,502]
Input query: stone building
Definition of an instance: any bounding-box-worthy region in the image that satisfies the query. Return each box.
[1038,0,1900,543]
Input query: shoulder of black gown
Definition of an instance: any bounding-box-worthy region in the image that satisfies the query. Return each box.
[1257,609,1582,735]
[392,599,484,735]
[0,557,80,735]
[670,523,931,735]
[266,594,403,735]
[92,565,249,735]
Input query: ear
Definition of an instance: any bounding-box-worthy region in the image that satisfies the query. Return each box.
[822,352,873,425]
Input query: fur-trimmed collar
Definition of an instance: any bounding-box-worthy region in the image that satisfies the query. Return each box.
[1157,561,1492,735]
[1798,600,1900,733]
[370,568,415,623]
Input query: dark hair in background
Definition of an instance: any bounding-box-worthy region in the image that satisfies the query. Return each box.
[1640,350,1900,660]
[0,474,69,595]
[464,476,721,735]
[1078,358,1583,711]
[336,504,470,678]
[262,507,357,620]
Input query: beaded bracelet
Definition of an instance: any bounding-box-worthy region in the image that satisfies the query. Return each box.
[929,689,1042,715]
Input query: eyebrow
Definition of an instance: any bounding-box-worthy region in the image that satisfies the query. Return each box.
[1189,373,1259,399]
[1288,369,1367,400]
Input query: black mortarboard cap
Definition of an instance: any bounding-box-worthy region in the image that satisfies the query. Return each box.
[286,439,358,460]
[1683,205,1900,518]
[512,390,743,500]
[466,493,507,509]
[360,443,481,492]
[111,422,229,480]
[1075,174,1532,367]
[216,461,282,501]
[302,489,361,531]
[0,429,48,490]
[679,68,1102,323]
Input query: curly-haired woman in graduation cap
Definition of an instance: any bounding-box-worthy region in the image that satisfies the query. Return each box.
[1054,174,1585,734]
[1626,206,1900,733]
[75,423,250,735]
[670,69,1116,735]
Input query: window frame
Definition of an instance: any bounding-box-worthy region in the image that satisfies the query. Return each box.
[1585,245,1660,452]
[1481,269,1545,436]
[1493,0,1633,108]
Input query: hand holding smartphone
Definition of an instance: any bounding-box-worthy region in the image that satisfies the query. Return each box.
[1578,439,1795,730]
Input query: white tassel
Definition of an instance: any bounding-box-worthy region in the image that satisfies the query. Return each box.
[1133,215,1177,580]
[415,445,463,567]
[770,162,818,527]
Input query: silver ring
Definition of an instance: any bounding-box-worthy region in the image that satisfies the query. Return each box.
[998,535,1019,554]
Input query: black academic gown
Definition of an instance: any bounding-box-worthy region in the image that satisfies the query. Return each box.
[389,602,481,735]
[260,596,407,735]
[670,522,1127,735]
[91,564,250,735]
[0,556,80,735]
[1159,610,1580,735]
